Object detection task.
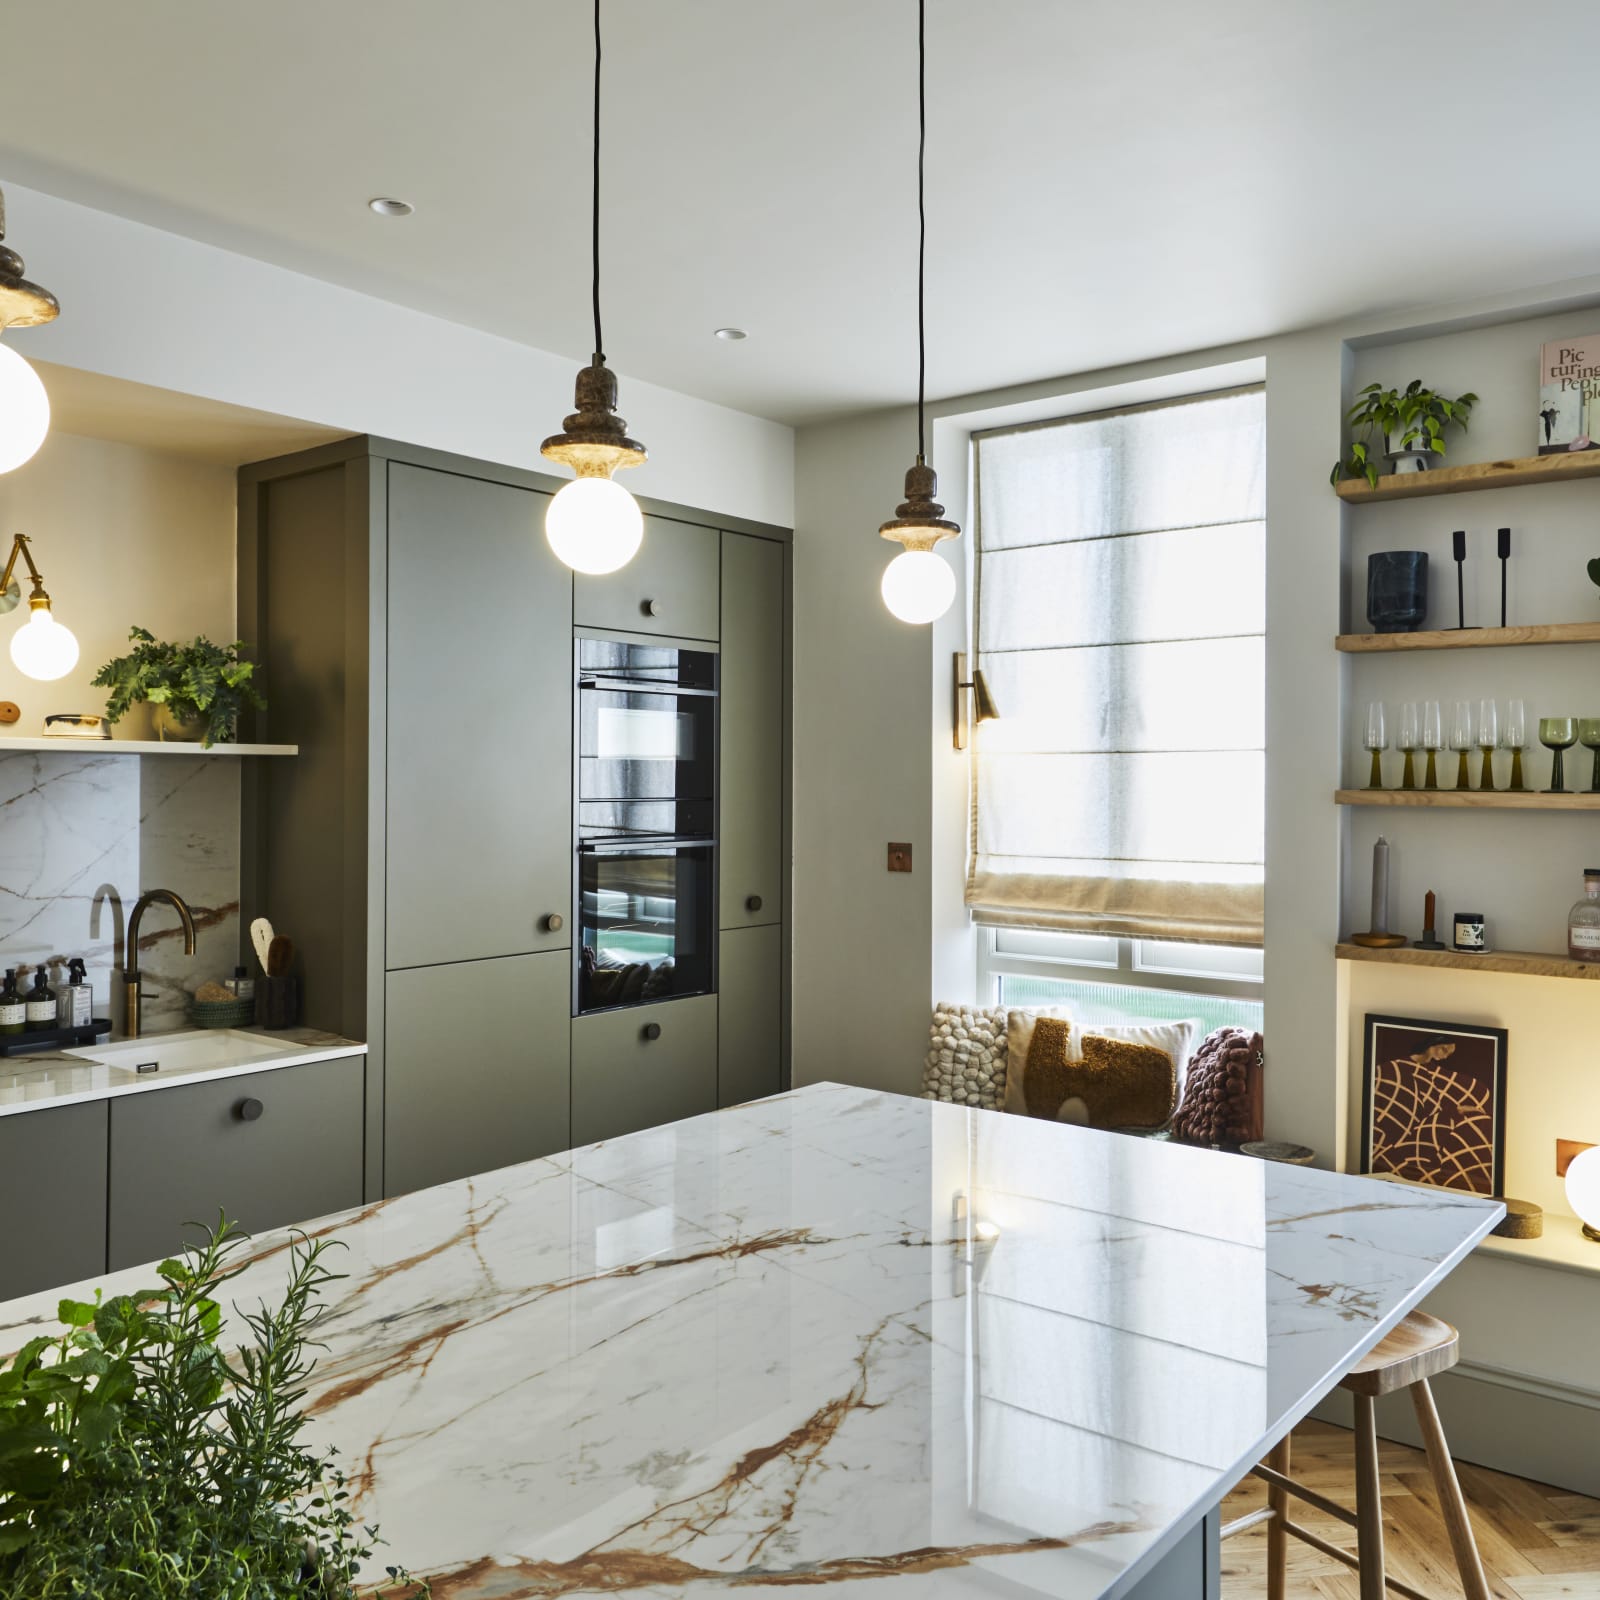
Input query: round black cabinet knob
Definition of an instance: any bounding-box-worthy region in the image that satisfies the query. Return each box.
[541,912,564,933]
[745,894,763,913]
[641,1022,663,1041]
[641,598,661,618]
[236,1097,264,1122]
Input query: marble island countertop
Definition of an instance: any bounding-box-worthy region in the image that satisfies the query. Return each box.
[0,1083,1502,1598]
[0,1026,365,1117]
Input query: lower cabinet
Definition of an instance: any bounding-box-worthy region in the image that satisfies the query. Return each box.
[384,951,571,1197]
[0,1101,108,1300]
[717,926,783,1108]
[572,994,718,1146]
[108,1056,365,1271]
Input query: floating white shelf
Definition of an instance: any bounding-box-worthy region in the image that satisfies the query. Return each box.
[0,738,297,756]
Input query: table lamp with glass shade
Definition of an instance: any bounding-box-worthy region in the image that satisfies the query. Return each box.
[1565,1144,1600,1243]
[0,186,59,475]
[0,533,77,680]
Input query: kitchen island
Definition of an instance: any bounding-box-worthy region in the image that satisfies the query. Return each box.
[0,1083,1502,1598]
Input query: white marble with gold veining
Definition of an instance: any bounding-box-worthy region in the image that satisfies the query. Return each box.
[0,1085,1503,1598]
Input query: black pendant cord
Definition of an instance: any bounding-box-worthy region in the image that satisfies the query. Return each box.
[591,0,604,362]
[916,0,927,464]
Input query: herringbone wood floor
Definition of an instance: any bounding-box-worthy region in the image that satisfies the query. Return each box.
[1220,1422,1600,1599]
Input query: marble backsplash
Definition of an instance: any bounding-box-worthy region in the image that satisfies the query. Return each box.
[0,751,240,1035]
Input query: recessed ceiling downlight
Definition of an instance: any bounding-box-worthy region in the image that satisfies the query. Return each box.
[368,197,414,217]
[714,327,747,342]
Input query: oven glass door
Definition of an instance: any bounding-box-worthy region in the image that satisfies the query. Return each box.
[579,842,714,1012]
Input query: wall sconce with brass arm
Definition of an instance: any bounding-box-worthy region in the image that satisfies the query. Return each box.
[953,651,999,751]
[0,533,78,680]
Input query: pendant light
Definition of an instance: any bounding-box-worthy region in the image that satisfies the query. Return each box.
[879,0,958,626]
[541,0,647,576]
[0,188,58,476]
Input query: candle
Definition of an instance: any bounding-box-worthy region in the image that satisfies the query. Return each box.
[1371,837,1390,932]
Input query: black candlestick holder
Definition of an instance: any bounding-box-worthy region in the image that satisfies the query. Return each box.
[1498,526,1511,627]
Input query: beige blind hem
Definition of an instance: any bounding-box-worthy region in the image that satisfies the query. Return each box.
[966,870,1263,948]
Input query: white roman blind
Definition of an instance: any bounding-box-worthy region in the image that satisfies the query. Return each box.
[968,387,1265,946]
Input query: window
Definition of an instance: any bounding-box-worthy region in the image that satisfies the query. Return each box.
[969,385,1265,1014]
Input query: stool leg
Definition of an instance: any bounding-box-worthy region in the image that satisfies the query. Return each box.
[1266,1433,1290,1600]
[1411,1378,1491,1600]
[1353,1393,1386,1600]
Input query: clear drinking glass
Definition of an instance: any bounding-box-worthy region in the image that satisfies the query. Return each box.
[1363,702,1388,790]
[1450,700,1474,790]
[1477,698,1499,791]
[1502,698,1527,791]
[1579,718,1600,793]
[1422,699,1443,790]
[1396,702,1420,790]
[1539,716,1578,793]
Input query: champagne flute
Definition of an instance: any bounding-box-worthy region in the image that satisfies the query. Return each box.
[1477,698,1498,791]
[1396,702,1420,790]
[1422,699,1443,790]
[1539,716,1578,793]
[1580,718,1600,793]
[1363,702,1388,790]
[1449,700,1474,790]
[1502,697,1527,791]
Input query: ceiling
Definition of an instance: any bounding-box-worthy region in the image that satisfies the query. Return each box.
[1,2,1598,426]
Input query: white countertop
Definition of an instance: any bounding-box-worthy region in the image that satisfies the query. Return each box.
[0,1083,1502,1597]
[0,1027,365,1116]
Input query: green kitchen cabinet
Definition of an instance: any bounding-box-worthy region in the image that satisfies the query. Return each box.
[571,994,718,1146]
[385,463,573,971]
[384,951,570,1196]
[717,924,782,1108]
[718,530,785,931]
[0,1101,108,1300]
[573,515,720,642]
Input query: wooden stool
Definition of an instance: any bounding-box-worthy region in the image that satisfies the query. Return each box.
[1225,1310,1490,1600]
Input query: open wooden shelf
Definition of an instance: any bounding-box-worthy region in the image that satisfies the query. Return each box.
[1335,450,1600,503]
[1337,941,1600,981]
[1335,788,1600,810]
[0,738,298,756]
[1336,622,1600,653]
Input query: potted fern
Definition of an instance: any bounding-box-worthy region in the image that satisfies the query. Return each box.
[92,627,267,748]
[1331,380,1478,489]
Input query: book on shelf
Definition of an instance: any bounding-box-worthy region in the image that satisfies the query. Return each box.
[1538,335,1600,454]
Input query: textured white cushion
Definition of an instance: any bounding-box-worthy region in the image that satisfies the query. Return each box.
[921,1002,1008,1109]
[1085,1019,1202,1096]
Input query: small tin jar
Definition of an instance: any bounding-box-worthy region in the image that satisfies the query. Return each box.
[1453,912,1487,953]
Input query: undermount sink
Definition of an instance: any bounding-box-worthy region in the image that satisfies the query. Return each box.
[65,1029,310,1077]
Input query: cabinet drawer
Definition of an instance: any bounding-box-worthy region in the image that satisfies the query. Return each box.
[0,1101,108,1300]
[574,516,720,641]
[571,994,718,1145]
[108,1056,364,1271]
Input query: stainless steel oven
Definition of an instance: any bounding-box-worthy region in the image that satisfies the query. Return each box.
[576,637,717,1014]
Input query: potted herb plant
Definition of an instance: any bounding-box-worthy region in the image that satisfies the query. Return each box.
[1330,380,1478,489]
[92,626,267,748]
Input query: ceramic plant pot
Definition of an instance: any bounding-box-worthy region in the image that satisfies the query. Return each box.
[1385,448,1444,475]
[151,704,207,742]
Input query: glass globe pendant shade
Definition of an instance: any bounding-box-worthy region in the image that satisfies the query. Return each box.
[0,343,49,474]
[881,547,955,624]
[1566,1144,1600,1242]
[545,474,644,575]
[10,603,77,680]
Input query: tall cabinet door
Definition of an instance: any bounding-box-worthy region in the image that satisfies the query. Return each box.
[718,531,784,930]
[718,926,782,1107]
[385,952,571,1196]
[386,463,572,970]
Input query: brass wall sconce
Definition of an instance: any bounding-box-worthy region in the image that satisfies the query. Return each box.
[1,532,78,680]
[953,651,999,750]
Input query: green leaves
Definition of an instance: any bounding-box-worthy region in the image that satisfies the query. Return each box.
[90,630,268,749]
[1331,379,1478,489]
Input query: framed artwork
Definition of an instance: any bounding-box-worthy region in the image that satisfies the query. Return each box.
[1360,1013,1508,1196]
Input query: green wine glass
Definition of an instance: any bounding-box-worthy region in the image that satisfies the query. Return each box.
[1540,717,1578,793]
[1579,718,1600,793]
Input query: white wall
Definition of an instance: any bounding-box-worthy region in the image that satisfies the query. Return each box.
[1,183,793,530]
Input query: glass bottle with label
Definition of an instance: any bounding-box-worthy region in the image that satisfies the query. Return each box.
[0,971,23,1036]
[56,958,93,1028]
[1568,868,1600,963]
[24,966,56,1031]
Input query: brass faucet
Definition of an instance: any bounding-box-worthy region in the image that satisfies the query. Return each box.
[123,889,197,1039]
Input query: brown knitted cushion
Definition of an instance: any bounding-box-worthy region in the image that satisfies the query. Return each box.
[1016,1015,1077,1119]
[1011,1024,1177,1128]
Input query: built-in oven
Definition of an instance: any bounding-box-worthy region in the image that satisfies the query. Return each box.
[576,637,718,1014]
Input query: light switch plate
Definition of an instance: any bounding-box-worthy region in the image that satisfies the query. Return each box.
[887,842,913,873]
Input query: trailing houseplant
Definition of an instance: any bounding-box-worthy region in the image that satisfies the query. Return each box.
[92,627,267,748]
[0,1220,423,1599]
[1330,380,1478,489]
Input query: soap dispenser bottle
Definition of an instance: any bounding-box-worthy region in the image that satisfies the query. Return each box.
[24,965,55,1031]
[56,958,92,1028]
[0,971,23,1036]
